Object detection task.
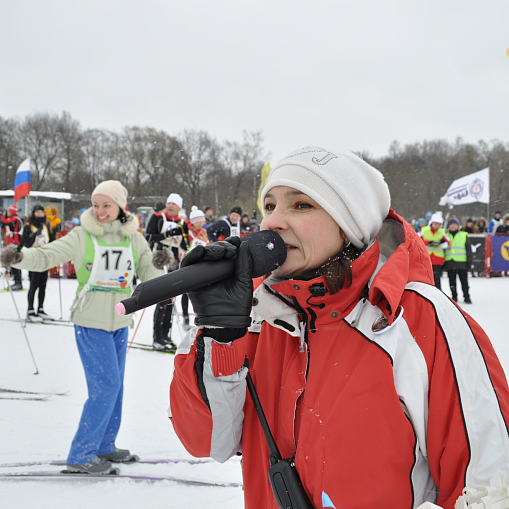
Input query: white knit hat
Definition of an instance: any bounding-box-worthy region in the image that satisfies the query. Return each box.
[92,180,128,210]
[260,146,391,249]
[430,213,443,225]
[189,205,206,224]
[167,193,183,208]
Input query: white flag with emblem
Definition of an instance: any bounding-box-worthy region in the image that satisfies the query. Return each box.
[439,167,490,206]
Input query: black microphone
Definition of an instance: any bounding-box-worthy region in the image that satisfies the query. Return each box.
[116,230,287,315]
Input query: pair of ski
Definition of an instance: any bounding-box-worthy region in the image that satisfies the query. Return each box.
[0,458,241,487]
[0,317,72,327]
[129,342,175,354]
[0,387,69,401]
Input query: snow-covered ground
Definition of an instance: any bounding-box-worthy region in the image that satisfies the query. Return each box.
[0,272,508,509]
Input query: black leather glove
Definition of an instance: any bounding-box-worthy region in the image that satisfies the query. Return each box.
[181,236,253,335]
[165,226,183,238]
[428,241,440,247]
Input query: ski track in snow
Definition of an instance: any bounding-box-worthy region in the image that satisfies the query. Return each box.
[1,275,508,508]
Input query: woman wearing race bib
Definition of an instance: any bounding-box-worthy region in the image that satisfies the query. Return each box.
[1,180,163,475]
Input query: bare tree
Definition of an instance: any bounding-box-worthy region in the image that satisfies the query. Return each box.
[176,130,220,208]
[215,130,267,215]
[55,111,85,193]
[121,127,181,197]
[15,113,62,190]
[0,116,20,190]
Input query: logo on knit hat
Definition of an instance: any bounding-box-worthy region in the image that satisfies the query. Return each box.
[285,146,338,166]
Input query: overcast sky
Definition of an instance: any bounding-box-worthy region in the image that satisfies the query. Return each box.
[1,0,508,162]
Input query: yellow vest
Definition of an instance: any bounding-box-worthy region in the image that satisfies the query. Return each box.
[421,226,446,259]
[445,231,468,262]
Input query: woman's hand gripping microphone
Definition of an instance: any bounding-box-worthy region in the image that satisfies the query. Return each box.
[180,236,254,341]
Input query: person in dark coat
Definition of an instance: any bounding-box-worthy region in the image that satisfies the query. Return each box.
[476,217,487,233]
[463,218,478,234]
[445,218,471,304]
[496,214,509,234]
[145,193,190,350]
[206,205,242,242]
[22,203,53,322]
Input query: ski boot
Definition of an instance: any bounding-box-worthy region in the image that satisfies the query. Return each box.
[37,309,54,321]
[153,338,177,353]
[98,448,139,463]
[27,310,43,323]
[66,457,117,474]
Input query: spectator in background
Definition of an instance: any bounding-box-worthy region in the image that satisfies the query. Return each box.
[145,193,190,350]
[240,213,258,233]
[445,217,471,304]
[203,206,216,227]
[45,206,62,238]
[425,211,433,224]
[21,203,53,322]
[206,205,242,242]
[187,206,210,251]
[488,211,502,235]
[0,204,23,290]
[463,218,478,234]
[496,214,509,234]
[419,213,450,289]
[415,217,427,233]
[476,217,487,233]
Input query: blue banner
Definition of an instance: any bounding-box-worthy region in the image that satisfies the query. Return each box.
[491,234,509,271]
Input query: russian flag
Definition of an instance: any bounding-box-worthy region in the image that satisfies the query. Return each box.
[14,158,31,202]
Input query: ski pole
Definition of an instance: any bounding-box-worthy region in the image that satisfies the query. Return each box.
[127,308,146,353]
[57,267,63,320]
[3,270,39,375]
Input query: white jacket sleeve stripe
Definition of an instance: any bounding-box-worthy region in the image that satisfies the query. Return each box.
[406,281,509,488]
[202,337,246,463]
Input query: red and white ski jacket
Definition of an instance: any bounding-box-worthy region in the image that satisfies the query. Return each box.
[169,210,509,509]
[1,213,22,245]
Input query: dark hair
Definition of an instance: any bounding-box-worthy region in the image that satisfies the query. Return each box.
[117,209,127,224]
[317,242,361,294]
[26,203,46,227]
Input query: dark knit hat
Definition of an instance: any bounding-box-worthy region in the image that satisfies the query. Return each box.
[154,201,166,212]
[448,217,459,226]
[31,203,45,214]
[230,205,242,216]
[466,218,473,223]
[204,206,213,213]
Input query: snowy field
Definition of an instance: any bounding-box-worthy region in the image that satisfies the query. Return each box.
[0,272,508,509]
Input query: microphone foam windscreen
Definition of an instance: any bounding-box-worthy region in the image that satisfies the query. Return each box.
[242,230,287,278]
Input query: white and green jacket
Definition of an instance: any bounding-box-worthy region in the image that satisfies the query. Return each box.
[13,208,163,331]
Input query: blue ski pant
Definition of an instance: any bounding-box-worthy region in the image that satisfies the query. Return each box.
[67,325,128,464]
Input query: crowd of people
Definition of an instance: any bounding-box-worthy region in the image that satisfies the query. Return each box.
[415,209,509,305]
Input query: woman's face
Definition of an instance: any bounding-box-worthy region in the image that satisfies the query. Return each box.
[261,186,346,279]
[92,194,121,224]
[34,210,45,218]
